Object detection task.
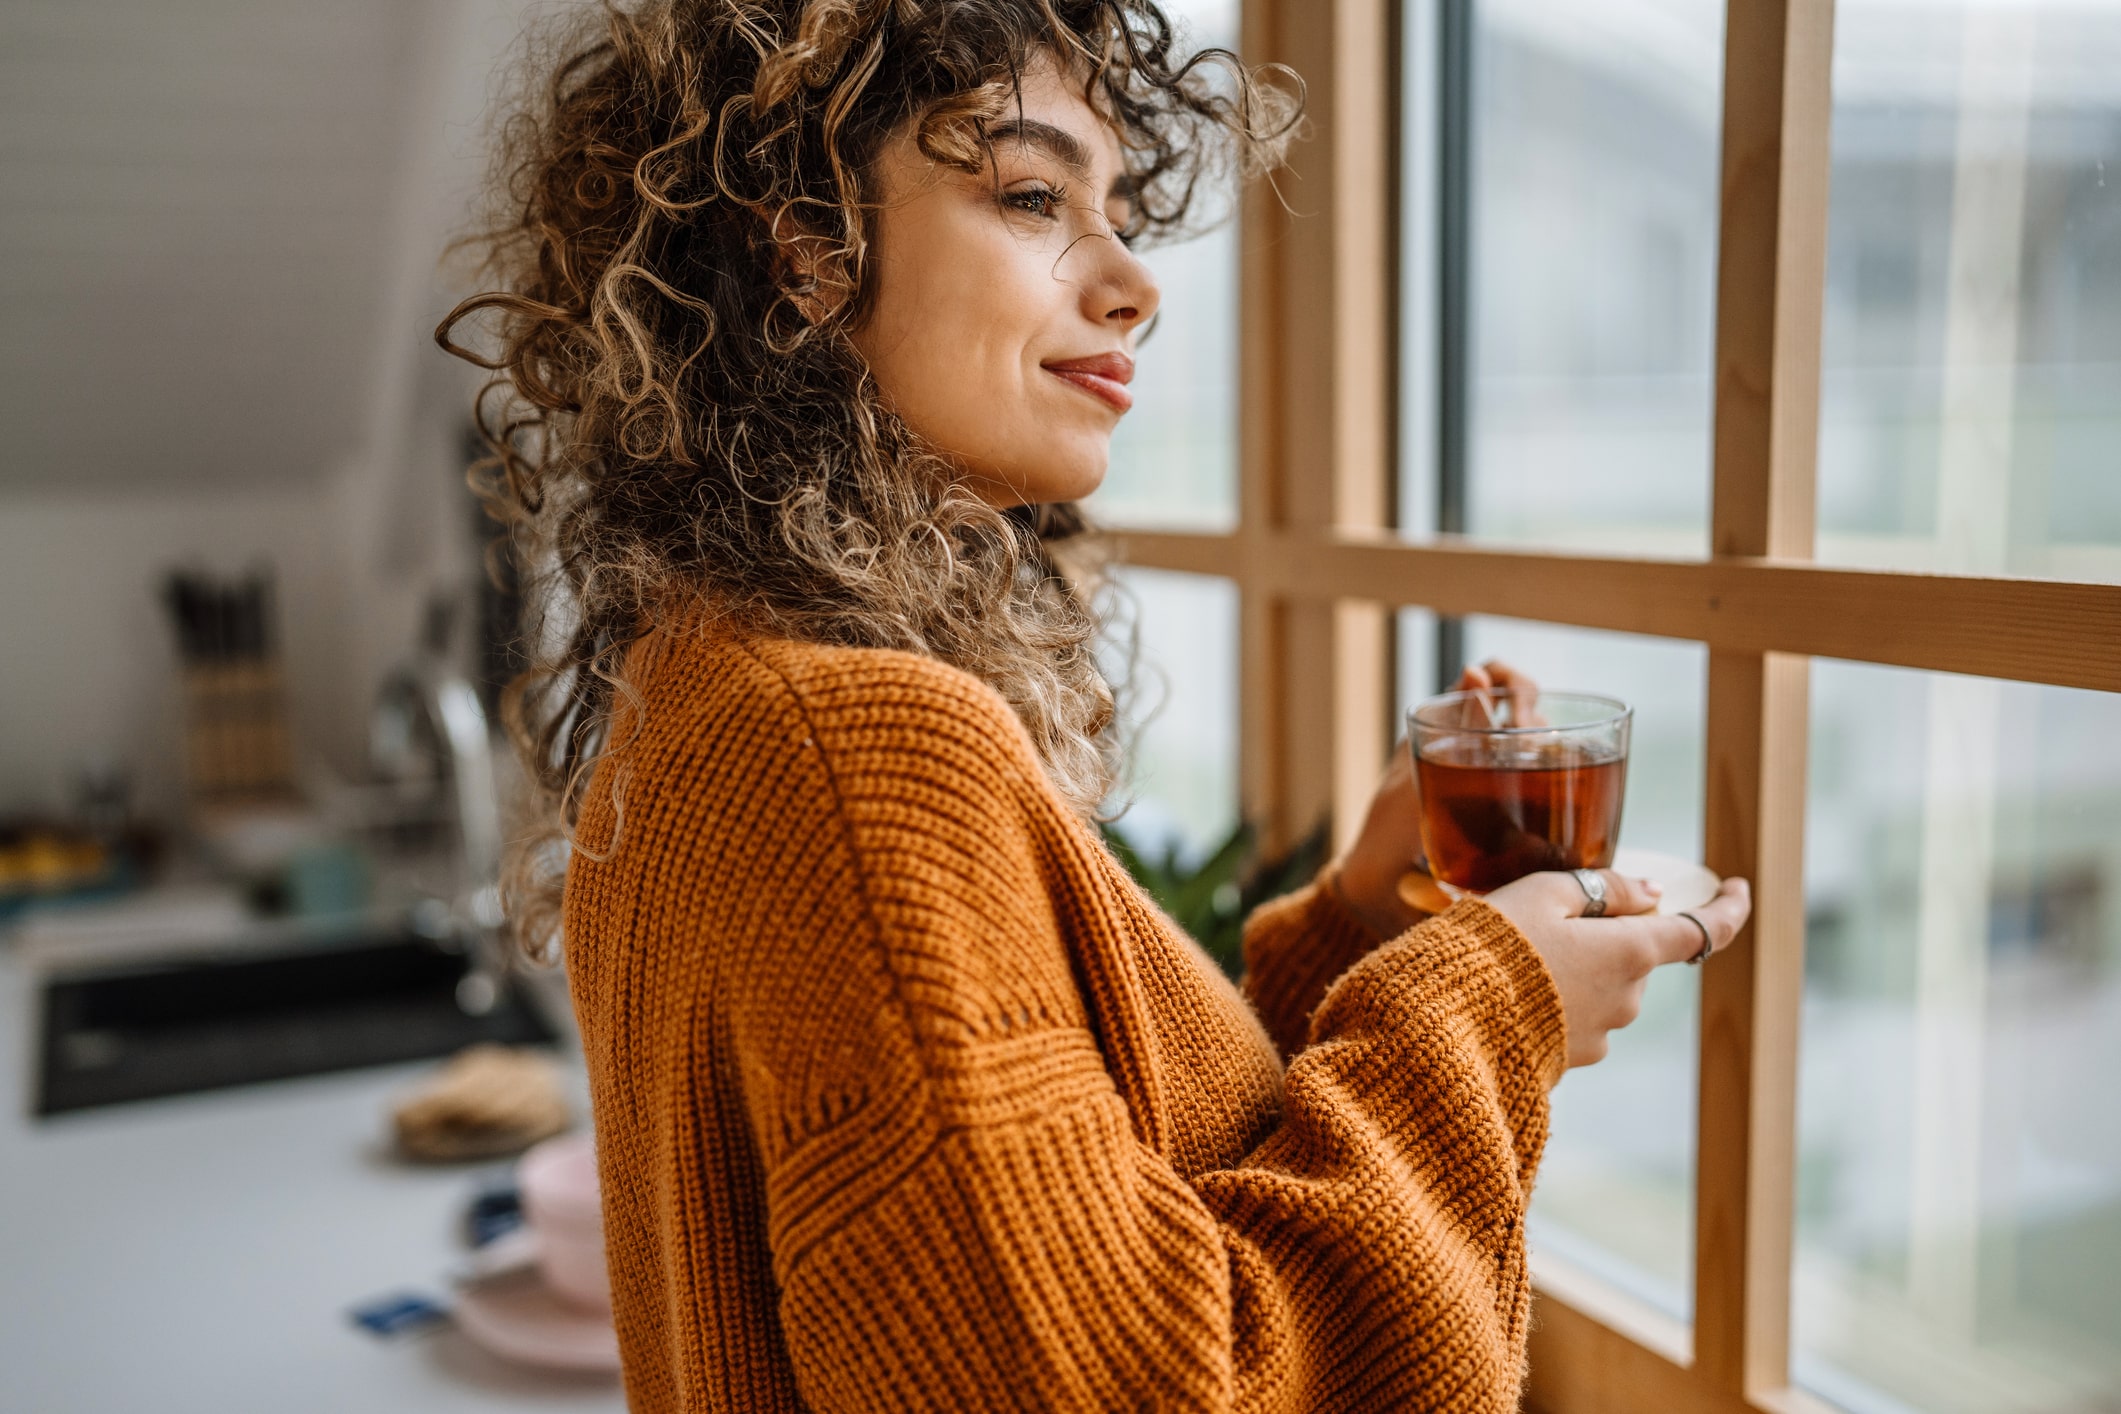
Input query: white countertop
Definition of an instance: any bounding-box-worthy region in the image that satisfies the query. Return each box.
[0,931,627,1414]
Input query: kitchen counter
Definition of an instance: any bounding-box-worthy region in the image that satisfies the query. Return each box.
[0,935,626,1414]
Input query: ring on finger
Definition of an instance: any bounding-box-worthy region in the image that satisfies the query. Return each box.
[1571,868,1607,918]
[1680,911,1713,964]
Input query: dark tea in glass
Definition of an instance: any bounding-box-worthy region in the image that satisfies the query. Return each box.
[1408,691,1632,895]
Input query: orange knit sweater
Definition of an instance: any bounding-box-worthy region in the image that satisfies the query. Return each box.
[563,624,1569,1413]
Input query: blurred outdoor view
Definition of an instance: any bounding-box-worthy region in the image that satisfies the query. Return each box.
[1800,663,2121,1413]
[1091,0,1243,865]
[1102,0,2121,1409]
[1090,0,1240,539]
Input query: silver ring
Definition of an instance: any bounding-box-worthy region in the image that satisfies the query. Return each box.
[1571,868,1608,918]
[1680,911,1713,964]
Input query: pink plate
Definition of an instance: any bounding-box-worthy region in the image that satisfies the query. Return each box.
[454,1268,620,1374]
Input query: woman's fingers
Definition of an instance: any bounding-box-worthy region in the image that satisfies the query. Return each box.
[1689,877,1751,955]
[1452,658,1541,726]
[1506,870,1751,963]
[1492,867,1662,922]
[1645,876,1752,964]
[1480,658,1541,721]
[1589,869,1662,917]
[1456,662,1498,727]
[1482,869,1750,1071]
[1552,869,1662,924]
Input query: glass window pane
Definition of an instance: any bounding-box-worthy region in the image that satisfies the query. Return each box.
[1086,0,1237,532]
[1399,611,1707,1320]
[1405,0,1727,556]
[1819,1,2121,584]
[1106,568,1239,867]
[1798,663,2121,1411]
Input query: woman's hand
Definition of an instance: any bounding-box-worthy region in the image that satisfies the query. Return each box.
[1483,869,1753,1068]
[1333,659,1540,941]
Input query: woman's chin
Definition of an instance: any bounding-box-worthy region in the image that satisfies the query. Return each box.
[1026,466,1108,508]
[957,451,1108,508]
[1044,459,1109,505]
[1028,437,1112,504]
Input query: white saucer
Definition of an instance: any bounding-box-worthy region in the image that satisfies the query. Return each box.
[1611,847,1722,915]
[1397,849,1720,916]
[454,1268,620,1374]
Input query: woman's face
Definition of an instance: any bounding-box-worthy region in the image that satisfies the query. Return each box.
[851,59,1160,507]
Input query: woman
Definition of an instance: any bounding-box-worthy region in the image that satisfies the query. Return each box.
[441,2,1752,1409]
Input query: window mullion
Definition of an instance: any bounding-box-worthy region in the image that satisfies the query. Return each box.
[1694,0,1836,1401]
[1238,0,1395,856]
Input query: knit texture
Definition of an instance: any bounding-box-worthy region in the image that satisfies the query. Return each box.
[563,624,1570,1413]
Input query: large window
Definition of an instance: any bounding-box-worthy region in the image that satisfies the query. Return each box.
[1094,0,1241,866]
[1797,663,2121,1411]
[1404,0,1727,560]
[1818,0,2121,586]
[1106,568,1241,866]
[1104,1,2121,1410]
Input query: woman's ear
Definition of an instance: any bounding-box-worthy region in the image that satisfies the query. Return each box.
[772,223,857,326]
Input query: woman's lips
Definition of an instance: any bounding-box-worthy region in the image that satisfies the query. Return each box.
[1041,352,1135,413]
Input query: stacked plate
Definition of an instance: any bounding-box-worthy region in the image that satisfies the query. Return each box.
[455,1134,620,1374]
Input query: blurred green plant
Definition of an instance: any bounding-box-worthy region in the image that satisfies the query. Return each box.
[1100,820,1330,981]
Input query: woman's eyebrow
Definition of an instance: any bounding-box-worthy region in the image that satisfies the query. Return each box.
[986,117,1104,189]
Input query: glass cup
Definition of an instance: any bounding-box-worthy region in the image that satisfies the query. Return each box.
[1408,690,1634,895]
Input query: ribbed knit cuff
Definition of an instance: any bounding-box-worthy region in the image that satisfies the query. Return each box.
[1313,895,1570,1096]
[1441,897,1570,1093]
[1241,872,1389,1061]
[1313,862,1390,951]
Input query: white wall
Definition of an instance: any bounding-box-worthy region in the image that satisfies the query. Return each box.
[0,401,476,827]
[0,485,348,821]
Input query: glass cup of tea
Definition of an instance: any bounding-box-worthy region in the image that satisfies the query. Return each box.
[1407,690,1633,896]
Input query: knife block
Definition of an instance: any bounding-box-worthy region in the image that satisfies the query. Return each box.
[181,657,296,803]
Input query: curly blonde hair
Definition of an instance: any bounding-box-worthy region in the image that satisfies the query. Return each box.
[437,0,1298,959]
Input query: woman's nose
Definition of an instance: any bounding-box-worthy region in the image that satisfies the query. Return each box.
[1090,242,1160,336]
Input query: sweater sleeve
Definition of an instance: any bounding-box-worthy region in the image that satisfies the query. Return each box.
[1239,871,1394,1060]
[732,649,1568,1414]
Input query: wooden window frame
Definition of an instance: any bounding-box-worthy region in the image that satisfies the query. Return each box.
[1102,0,2121,1409]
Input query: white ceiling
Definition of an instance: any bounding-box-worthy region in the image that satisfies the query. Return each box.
[25,0,2113,499]
[0,0,507,492]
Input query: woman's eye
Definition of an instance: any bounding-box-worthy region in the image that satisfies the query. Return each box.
[1004,185,1064,219]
